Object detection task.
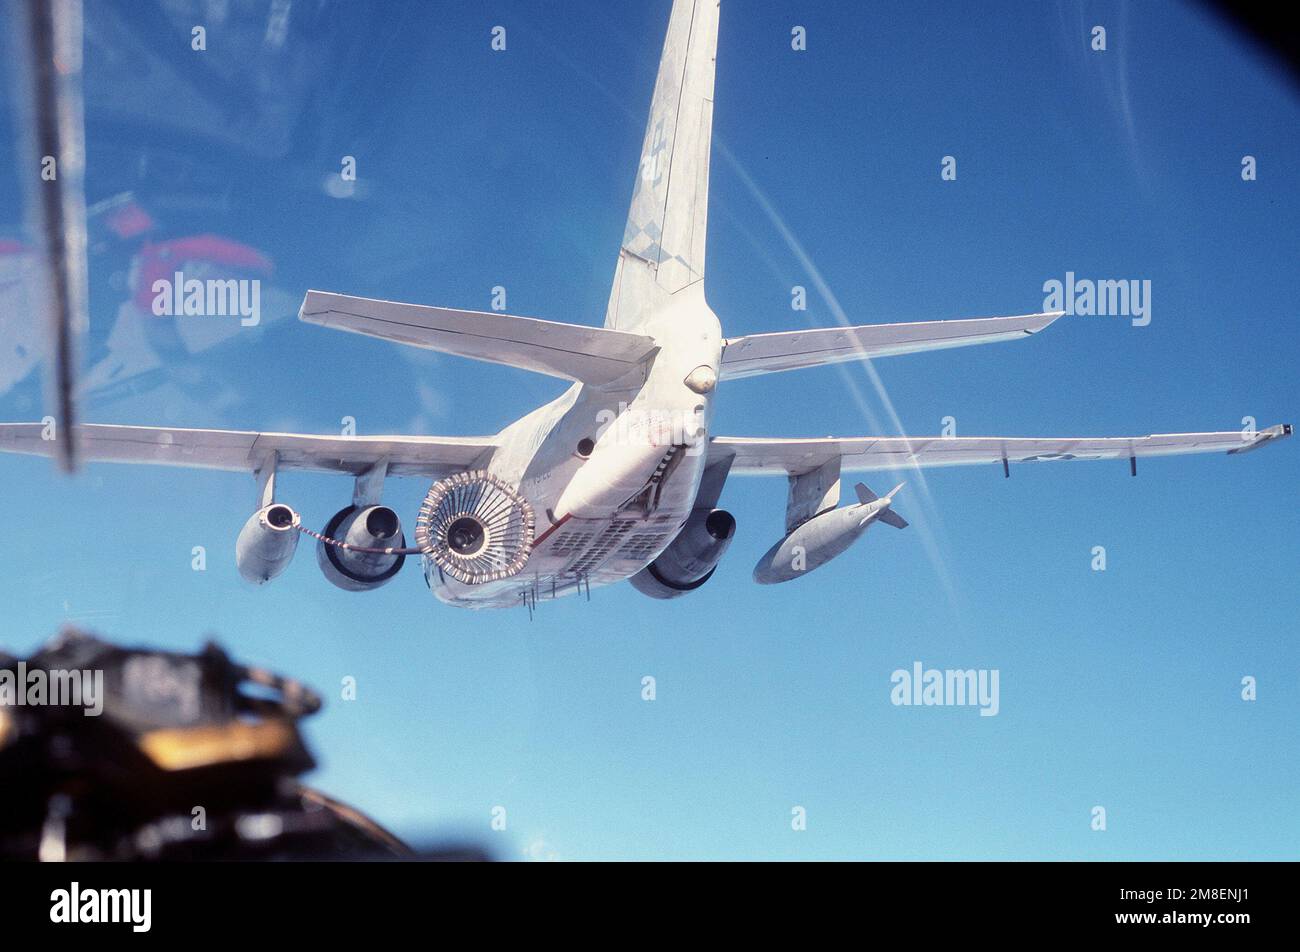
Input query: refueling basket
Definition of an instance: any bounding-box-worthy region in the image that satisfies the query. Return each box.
[415,470,535,584]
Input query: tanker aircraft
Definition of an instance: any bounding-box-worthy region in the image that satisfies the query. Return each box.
[1,0,1290,608]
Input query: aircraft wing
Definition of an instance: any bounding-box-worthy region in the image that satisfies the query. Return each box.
[710,424,1292,474]
[718,311,1063,380]
[0,423,496,478]
[300,291,659,386]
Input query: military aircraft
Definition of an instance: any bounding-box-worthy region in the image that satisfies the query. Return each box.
[0,0,1289,609]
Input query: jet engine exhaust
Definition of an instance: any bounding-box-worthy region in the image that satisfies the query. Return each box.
[315,505,408,591]
[629,508,736,599]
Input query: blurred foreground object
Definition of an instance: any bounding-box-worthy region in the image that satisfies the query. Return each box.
[0,630,483,861]
[6,0,90,471]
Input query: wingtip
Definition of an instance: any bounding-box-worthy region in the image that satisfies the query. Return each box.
[1027,310,1066,333]
[297,289,332,323]
[1227,423,1292,455]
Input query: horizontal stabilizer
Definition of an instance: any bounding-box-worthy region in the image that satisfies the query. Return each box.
[719,311,1062,380]
[301,291,659,385]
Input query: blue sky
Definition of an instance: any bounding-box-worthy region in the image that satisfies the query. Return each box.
[1,0,1296,859]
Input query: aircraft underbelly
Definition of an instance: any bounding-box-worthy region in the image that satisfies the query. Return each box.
[429,454,703,609]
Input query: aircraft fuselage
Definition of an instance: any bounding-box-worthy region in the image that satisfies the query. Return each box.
[428,285,723,608]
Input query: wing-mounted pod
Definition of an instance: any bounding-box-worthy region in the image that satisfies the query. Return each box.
[754,478,907,584]
[236,454,301,584]
[236,503,301,584]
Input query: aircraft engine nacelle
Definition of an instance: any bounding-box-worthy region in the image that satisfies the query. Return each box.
[629,508,735,599]
[236,503,301,584]
[316,505,407,591]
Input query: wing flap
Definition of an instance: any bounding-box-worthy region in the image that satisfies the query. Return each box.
[718,311,1063,380]
[711,425,1292,475]
[300,291,658,385]
[0,423,496,477]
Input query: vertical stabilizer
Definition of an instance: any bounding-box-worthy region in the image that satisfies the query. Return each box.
[606,0,719,329]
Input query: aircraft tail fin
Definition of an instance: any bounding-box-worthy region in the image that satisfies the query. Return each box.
[605,0,719,330]
[878,509,909,530]
[856,481,909,528]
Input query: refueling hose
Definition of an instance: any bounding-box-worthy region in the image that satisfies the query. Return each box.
[295,523,425,557]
